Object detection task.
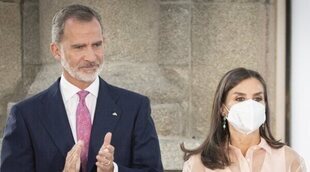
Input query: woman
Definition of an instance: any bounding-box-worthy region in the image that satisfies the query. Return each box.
[181,67,307,172]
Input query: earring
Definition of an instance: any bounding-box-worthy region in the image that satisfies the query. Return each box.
[223,116,227,129]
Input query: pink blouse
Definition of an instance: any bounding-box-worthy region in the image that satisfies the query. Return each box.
[183,138,307,172]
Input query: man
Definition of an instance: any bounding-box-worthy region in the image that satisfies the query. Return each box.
[0,4,163,172]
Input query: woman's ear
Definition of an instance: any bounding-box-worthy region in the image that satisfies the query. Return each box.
[220,104,228,117]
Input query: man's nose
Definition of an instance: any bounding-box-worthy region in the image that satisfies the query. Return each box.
[84,47,97,61]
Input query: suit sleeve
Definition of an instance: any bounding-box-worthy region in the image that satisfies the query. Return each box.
[0,105,35,172]
[118,96,163,172]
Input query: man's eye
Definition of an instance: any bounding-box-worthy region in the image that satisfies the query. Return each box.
[94,43,102,47]
[74,46,83,49]
[235,97,245,102]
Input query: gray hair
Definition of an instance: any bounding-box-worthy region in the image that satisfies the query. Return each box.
[51,4,103,43]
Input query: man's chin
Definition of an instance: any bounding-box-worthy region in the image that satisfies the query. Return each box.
[75,73,98,83]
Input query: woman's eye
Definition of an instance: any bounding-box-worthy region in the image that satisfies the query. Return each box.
[254,97,263,102]
[235,97,245,102]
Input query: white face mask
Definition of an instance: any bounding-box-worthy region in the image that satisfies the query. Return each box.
[225,99,266,135]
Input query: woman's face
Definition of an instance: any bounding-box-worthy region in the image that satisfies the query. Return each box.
[223,77,265,113]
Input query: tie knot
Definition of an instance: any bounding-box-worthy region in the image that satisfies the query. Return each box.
[77,90,89,101]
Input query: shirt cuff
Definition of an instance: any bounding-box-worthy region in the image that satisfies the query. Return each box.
[113,162,118,172]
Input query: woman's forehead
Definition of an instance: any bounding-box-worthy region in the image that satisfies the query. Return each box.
[228,78,264,96]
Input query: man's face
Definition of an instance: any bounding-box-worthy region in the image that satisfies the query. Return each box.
[51,17,104,85]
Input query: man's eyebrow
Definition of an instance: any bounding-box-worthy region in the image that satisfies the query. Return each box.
[71,43,86,48]
[92,40,103,45]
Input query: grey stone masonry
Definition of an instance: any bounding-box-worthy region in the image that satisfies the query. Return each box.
[0,0,278,171]
[0,1,22,135]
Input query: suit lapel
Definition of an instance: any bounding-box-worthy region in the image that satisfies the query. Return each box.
[87,79,122,172]
[40,79,75,158]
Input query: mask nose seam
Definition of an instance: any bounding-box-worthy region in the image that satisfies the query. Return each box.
[249,101,256,128]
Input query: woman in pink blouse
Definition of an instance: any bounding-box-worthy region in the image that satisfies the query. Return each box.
[181,68,307,172]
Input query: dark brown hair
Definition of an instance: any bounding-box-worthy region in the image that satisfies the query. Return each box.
[181,67,285,169]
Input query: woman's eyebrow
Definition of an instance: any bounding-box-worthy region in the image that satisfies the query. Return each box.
[232,92,246,96]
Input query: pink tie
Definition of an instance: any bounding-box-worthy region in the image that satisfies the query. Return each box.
[76,90,92,172]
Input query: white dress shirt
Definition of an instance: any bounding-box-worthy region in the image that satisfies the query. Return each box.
[60,75,99,143]
[59,75,118,172]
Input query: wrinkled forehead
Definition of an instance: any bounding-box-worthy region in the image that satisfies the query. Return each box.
[61,18,103,42]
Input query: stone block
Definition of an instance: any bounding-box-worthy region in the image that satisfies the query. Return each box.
[0,2,22,93]
[101,0,159,64]
[192,3,267,67]
[0,0,20,3]
[160,0,191,3]
[0,105,7,135]
[152,103,186,136]
[23,1,40,65]
[22,64,42,91]
[190,65,217,137]
[192,0,232,2]
[0,2,21,134]
[159,3,191,65]
[192,0,270,3]
[158,65,190,91]
[159,137,202,170]
[27,63,61,95]
[102,62,188,104]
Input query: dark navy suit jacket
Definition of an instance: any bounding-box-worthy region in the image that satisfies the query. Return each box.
[0,78,163,172]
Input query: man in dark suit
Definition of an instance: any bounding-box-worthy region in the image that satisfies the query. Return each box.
[0,4,163,172]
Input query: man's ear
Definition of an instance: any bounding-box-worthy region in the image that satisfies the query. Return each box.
[50,42,61,61]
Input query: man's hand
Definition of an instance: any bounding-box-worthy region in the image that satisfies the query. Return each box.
[63,141,83,172]
[96,132,115,172]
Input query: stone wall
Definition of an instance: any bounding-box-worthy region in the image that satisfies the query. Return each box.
[0,0,277,170]
[0,0,22,135]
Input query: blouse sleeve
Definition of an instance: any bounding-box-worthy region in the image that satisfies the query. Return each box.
[284,146,308,172]
[182,159,192,172]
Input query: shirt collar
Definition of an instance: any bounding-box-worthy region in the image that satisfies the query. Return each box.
[60,74,99,102]
[257,137,272,154]
[85,76,99,98]
[228,137,272,155]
